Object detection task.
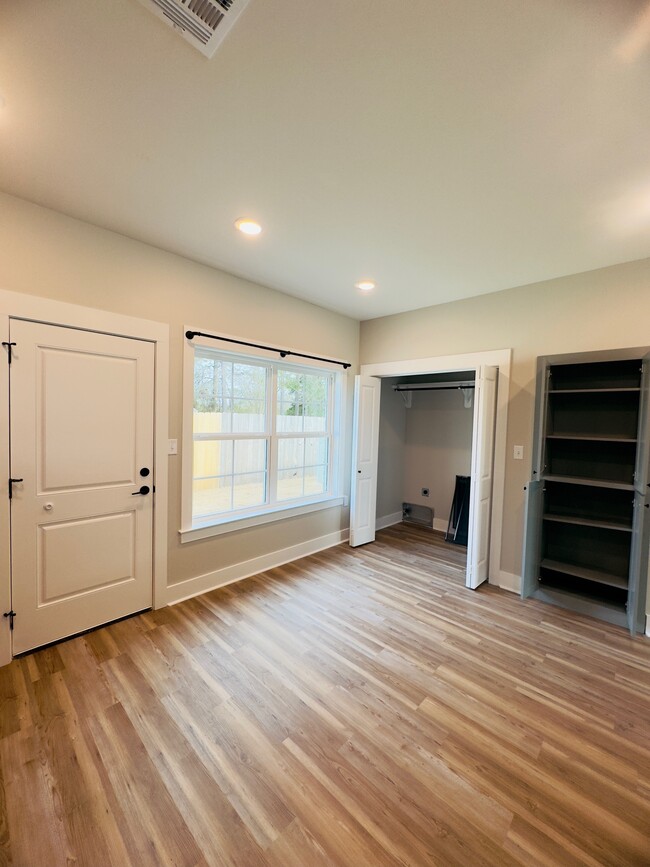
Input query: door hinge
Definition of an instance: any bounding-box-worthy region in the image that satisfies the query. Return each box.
[8,478,23,500]
[3,611,16,631]
[1,342,16,364]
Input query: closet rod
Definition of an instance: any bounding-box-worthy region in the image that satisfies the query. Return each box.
[185,330,351,369]
[394,383,475,392]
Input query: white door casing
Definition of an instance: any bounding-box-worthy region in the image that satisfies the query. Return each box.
[350,375,381,547]
[10,320,155,654]
[466,365,498,589]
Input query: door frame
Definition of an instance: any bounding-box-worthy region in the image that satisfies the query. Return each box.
[359,348,511,588]
[0,288,169,666]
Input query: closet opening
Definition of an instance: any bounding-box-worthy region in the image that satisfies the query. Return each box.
[350,348,510,591]
[376,371,476,581]
[351,357,502,589]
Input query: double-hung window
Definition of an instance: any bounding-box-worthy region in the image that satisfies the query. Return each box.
[188,346,340,533]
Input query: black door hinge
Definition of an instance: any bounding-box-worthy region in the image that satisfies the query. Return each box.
[8,478,23,500]
[3,611,16,631]
[1,342,16,364]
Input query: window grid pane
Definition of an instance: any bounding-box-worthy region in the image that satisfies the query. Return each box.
[276,436,328,502]
[276,370,329,434]
[194,356,267,437]
[192,438,268,517]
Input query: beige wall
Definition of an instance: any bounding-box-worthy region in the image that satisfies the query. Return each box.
[4,189,649,613]
[360,256,650,588]
[0,192,359,593]
[403,389,473,529]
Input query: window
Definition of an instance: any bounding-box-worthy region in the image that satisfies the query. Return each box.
[188,347,340,531]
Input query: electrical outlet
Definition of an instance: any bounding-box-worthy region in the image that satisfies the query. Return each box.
[513,445,524,460]
[421,487,430,497]
[168,439,178,455]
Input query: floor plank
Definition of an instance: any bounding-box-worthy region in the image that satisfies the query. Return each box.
[0,524,649,866]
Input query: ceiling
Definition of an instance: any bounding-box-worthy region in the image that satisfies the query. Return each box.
[1,1,650,320]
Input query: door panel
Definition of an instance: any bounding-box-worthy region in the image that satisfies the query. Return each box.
[628,354,650,633]
[38,512,135,604]
[10,320,155,654]
[628,492,649,634]
[466,365,497,588]
[350,375,381,547]
[531,360,550,478]
[521,480,543,598]
[40,347,138,490]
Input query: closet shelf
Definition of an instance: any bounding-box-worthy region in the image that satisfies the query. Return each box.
[547,388,641,394]
[540,559,629,590]
[546,434,637,443]
[542,475,635,491]
[542,514,632,533]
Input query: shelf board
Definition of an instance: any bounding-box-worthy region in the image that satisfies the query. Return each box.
[548,388,640,394]
[546,434,637,443]
[543,514,632,533]
[540,558,628,590]
[542,475,635,491]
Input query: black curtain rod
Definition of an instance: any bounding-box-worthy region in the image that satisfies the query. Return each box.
[185,330,351,369]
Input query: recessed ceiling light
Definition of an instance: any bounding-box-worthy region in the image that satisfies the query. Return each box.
[235,218,262,236]
[355,280,375,293]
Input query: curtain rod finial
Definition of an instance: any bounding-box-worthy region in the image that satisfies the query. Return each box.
[185,331,195,340]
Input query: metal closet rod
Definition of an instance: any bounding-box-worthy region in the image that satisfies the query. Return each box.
[394,382,475,392]
[185,330,351,369]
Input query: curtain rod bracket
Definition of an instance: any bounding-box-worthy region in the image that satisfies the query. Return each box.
[185,330,351,369]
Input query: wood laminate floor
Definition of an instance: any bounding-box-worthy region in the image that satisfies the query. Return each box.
[0,524,649,866]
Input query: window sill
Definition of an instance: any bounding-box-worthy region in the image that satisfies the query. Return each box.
[179,495,348,543]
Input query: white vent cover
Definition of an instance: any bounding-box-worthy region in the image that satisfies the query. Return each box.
[137,0,250,58]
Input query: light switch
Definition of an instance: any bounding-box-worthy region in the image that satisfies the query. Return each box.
[168,439,178,455]
[513,445,524,460]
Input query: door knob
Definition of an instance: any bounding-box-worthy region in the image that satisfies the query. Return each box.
[132,485,151,496]
[43,503,53,511]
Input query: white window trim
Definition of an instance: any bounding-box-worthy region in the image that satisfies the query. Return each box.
[181,328,347,541]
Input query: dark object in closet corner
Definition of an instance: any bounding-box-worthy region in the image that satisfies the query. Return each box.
[446,476,470,546]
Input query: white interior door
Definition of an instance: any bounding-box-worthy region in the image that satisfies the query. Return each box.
[350,375,381,547]
[466,365,498,589]
[9,320,155,654]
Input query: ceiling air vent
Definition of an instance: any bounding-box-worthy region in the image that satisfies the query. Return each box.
[137,0,250,58]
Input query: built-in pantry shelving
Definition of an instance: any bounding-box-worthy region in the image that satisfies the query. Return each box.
[522,351,650,633]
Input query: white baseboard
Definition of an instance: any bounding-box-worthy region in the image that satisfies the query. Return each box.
[646,616,650,638]
[492,570,521,594]
[376,514,450,533]
[375,511,402,531]
[166,529,349,606]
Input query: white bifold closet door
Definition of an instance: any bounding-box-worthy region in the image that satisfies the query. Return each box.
[349,375,381,547]
[466,364,498,589]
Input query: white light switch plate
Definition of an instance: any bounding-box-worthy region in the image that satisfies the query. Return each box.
[168,439,178,455]
[513,445,524,460]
